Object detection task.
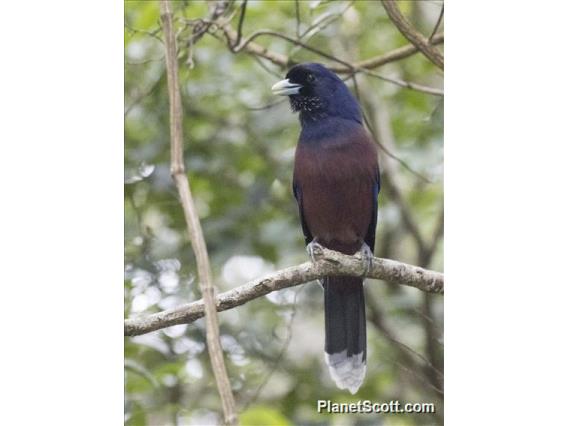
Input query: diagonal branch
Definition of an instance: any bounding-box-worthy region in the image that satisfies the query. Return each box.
[331,33,443,73]
[381,0,444,70]
[159,1,237,424]
[125,246,444,337]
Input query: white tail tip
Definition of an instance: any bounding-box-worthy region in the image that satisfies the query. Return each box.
[325,351,366,394]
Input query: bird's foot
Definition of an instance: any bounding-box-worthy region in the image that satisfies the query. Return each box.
[357,243,373,278]
[307,241,326,287]
[306,241,325,263]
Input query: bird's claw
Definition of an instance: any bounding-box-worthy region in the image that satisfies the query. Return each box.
[358,243,373,278]
[307,241,325,287]
[306,241,324,263]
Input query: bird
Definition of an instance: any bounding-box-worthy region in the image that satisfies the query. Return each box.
[272,63,380,394]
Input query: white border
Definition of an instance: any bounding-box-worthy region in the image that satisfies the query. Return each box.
[0,1,123,424]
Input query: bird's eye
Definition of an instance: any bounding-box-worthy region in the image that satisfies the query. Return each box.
[306,73,315,83]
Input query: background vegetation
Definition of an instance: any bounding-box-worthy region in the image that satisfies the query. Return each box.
[125,1,443,425]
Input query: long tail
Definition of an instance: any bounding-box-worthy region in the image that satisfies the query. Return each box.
[323,276,366,394]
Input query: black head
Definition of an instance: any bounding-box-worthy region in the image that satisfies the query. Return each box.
[271,63,362,125]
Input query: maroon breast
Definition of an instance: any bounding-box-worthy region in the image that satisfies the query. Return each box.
[293,129,378,255]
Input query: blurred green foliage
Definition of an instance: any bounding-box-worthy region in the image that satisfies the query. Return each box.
[125,1,443,425]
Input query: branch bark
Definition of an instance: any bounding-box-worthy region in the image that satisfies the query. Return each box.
[125,246,444,337]
[381,0,444,70]
[159,2,237,424]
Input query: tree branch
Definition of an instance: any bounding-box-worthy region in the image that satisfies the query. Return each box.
[220,21,443,73]
[331,33,443,73]
[125,246,444,337]
[159,2,237,424]
[381,0,444,70]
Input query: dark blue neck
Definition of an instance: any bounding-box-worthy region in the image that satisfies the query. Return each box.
[299,116,363,144]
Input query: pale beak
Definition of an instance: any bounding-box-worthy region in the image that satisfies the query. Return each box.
[271,79,302,96]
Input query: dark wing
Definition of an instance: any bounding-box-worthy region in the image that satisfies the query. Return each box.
[364,168,380,254]
[293,182,313,246]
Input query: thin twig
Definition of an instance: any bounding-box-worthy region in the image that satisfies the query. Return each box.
[125,69,165,116]
[159,1,237,424]
[366,294,443,383]
[298,1,355,41]
[429,4,444,42]
[125,22,163,43]
[233,0,248,48]
[357,67,443,97]
[395,361,444,396]
[330,33,443,73]
[125,246,444,337]
[381,0,444,70]
[250,54,282,79]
